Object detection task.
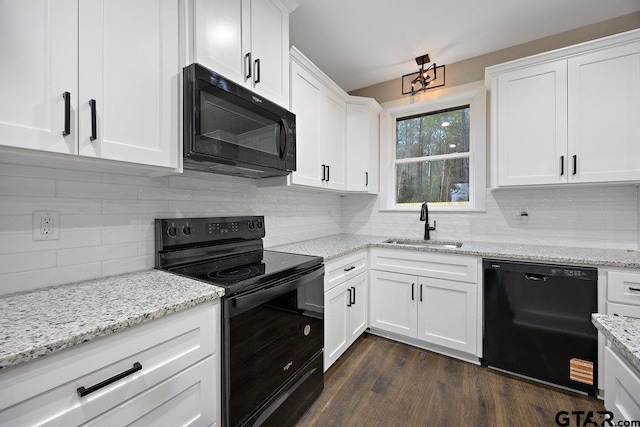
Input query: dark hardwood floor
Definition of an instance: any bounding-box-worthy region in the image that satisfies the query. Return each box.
[296,333,605,427]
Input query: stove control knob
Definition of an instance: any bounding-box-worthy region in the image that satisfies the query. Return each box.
[167,226,178,238]
[248,221,255,230]
[182,225,193,236]
[256,219,263,229]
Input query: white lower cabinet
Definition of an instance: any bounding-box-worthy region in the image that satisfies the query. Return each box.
[323,251,368,371]
[0,301,220,427]
[369,249,481,359]
[604,347,640,422]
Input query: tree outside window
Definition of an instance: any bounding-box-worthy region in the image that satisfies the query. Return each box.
[395,105,470,207]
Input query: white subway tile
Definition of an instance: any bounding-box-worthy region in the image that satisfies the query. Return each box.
[57,180,137,199]
[0,262,102,295]
[0,230,102,255]
[102,255,152,276]
[0,163,101,182]
[102,227,152,245]
[0,215,32,234]
[0,251,56,274]
[138,186,194,201]
[0,176,56,196]
[102,173,168,187]
[102,200,168,214]
[0,196,102,215]
[57,243,138,266]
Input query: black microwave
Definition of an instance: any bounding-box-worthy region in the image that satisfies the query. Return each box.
[183,63,296,178]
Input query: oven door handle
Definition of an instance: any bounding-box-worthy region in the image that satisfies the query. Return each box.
[229,266,324,316]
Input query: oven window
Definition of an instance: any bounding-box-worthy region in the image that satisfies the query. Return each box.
[200,91,279,156]
[228,276,323,426]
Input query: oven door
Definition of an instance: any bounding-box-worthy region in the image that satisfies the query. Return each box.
[223,266,324,427]
[184,64,296,176]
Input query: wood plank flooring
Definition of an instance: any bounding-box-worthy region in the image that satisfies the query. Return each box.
[296,333,605,427]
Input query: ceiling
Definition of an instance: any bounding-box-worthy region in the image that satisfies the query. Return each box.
[289,0,640,92]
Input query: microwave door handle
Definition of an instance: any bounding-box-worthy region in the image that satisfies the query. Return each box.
[279,118,289,158]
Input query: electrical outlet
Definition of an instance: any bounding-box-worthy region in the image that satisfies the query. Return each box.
[33,211,60,241]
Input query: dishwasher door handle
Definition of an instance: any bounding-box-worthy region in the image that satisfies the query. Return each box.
[524,273,548,281]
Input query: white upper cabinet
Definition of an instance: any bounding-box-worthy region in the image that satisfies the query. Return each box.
[488,30,640,187]
[567,40,640,183]
[0,0,78,155]
[191,0,293,108]
[495,62,568,186]
[289,47,347,191]
[0,0,181,169]
[78,0,180,168]
[346,97,381,193]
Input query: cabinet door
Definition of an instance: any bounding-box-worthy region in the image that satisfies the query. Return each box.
[78,0,180,168]
[347,272,368,343]
[249,0,289,108]
[290,61,324,187]
[369,271,417,338]
[324,281,349,371]
[416,278,477,354]
[496,61,568,186]
[323,90,347,190]
[346,103,371,192]
[0,0,78,155]
[193,0,247,87]
[568,41,640,183]
[604,347,640,422]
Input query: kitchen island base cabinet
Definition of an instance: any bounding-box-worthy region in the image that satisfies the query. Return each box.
[604,347,640,422]
[0,301,220,427]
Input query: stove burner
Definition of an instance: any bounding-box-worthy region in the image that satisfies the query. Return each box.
[208,266,262,283]
[180,264,219,276]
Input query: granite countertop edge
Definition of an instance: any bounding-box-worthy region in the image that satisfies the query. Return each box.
[0,270,224,370]
[592,314,640,372]
[269,234,640,268]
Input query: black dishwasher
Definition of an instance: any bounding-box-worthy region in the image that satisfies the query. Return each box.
[483,259,598,395]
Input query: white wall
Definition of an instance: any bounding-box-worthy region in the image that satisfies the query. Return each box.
[342,186,639,250]
[0,162,341,295]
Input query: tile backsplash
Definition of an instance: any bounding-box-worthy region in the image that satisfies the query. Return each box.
[1,160,638,294]
[0,162,341,294]
[342,186,639,249]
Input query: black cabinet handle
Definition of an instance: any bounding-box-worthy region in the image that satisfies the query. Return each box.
[347,288,352,307]
[89,99,97,141]
[351,286,356,305]
[420,284,423,302]
[629,287,640,292]
[344,266,356,272]
[411,283,414,301]
[245,53,252,80]
[254,58,261,84]
[321,164,326,181]
[63,92,71,136]
[365,172,369,186]
[77,362,142,397]
[572,155,577,175]
[326,165,330,182]
[560,156,564,176]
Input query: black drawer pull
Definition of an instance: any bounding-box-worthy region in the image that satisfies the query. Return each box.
[77,362,142,397]
[344,266,356,272]
[63,92,71,136]
[629,287,640,292]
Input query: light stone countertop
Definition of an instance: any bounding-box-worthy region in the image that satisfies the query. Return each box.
[592,314,640,372]
[0,269,224,370]
[269,234,640,268]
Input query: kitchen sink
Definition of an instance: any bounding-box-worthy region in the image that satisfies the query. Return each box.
[383,239,463,249]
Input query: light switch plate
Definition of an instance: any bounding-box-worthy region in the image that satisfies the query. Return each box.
[33,211,60,241]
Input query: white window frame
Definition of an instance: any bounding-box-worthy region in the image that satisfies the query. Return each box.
[379,81,487,212]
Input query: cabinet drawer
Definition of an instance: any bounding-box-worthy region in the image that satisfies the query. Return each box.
[607,302,640,319]
[604,347,640,421]
[0,301,219,426]
[370,249,478,284]
[608,270,640,306]
[324,250,367,291]
[87,355,217,427]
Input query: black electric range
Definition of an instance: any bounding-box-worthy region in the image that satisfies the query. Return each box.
[155,216,324,427]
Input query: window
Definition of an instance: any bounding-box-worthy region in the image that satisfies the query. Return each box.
[395,105,470,207]
[380,82,486,211]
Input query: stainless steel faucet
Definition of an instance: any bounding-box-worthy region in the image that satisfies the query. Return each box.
[420,202,436,240]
